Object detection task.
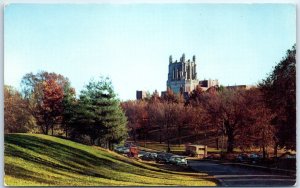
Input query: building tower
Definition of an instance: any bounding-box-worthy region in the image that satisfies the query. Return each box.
[166,54,199,94]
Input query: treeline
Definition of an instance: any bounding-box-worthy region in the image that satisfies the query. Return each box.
[4,45,295,154]
[122,45,296,156]
[5,74,127,149]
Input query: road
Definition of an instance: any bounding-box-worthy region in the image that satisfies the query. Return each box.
[188,160,296,186]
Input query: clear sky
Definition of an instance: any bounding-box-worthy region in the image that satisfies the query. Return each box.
[4,3,296,100]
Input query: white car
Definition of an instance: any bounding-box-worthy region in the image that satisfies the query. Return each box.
[169,155,188,166]
[114,146,129,154]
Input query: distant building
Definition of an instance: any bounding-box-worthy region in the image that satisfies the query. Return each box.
[166,54,199,94]
[199,79,219,90]
[226,85,255,90]
[161,91,167,98]
[136,90,147,100]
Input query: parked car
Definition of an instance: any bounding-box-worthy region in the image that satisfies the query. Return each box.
[248,153,262,163]
[138,151,147,158]
[280,152,296,159]
[169,155,188,166]
[156,153,173,163]
[149,152,158,159]
[114,146,130,154]
[235,153,249,162]
[141,152,157,161]
[114,146,124,153]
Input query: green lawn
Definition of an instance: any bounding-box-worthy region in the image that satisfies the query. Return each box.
[4,134,217,186]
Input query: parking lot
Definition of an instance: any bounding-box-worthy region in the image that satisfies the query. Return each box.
[114,145,188,167]
[114,144,296,187]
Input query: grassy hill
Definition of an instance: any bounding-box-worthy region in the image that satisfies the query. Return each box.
[4,134,216,186]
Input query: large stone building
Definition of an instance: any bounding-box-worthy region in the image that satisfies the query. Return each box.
[166,54,199,94]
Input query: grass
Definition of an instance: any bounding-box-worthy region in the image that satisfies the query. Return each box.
[137,141,292,157]
[137,141,224,154]
[4,134,217,186]
[137,141,185,152]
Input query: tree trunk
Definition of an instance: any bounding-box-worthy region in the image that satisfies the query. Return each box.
[51,124,54,136]
[216,137,219,150]
[133,127,136,142]
[274,143,278,158]
[65,128,68,138]
[178,125,181,145]
[90,137,94,145]
[45,124,49,135]
[159,126,162,144]
[227,133,234,153]
[41,125,46,135]
[225,121,234,153]
[263,145,266,159]
[108,141,112,150]
[166,123,171,152]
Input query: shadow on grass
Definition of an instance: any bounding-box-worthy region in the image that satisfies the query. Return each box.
[5,134,214,185]
[4,134,134,181]
[5,164,55,185]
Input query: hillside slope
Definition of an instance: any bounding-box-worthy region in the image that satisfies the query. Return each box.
[4,134,216,186]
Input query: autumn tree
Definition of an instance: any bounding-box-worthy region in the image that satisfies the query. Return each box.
[121,100,148,142]
[188,86,211,140]
[160,89,185,151]
[21,71,69,135]
[260,44,296,152]
[235,89,275,157]
[4,85,33,133]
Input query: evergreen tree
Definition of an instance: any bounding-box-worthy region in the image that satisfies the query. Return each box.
[74,77,128,149]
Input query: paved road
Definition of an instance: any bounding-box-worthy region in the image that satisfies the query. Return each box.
[188,160,296,186]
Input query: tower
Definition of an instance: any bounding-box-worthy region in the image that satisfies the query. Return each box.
[166,54,199,94]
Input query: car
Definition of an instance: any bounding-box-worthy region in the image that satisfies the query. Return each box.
[138,151,147,158]
[114,146,125,153]
[156,153,167,163]
[169,155,188,166]
[235,153,249,162]
[114,146,130,154]
[156,153,173,163]
[141,152,156,161]
[248,154,259,163]
[149,152,158,159]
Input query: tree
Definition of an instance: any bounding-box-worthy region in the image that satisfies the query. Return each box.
[121,100,148,142]
[190,88,272,153]
[21,71,69,135]
[260,45,296,151]
[188,86,211,140]
[4,85,32,133]
[61,82,77,138]
[235,89,275,157]
[147,99,164,143]
[73,77,128,149]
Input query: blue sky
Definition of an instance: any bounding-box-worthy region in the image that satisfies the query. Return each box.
[4,4,296,100]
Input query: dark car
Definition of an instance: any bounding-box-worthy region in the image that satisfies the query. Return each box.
[235,153,249,162]
[156,153,173,163]
[248,153,262,163]
[141,152,157,161]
